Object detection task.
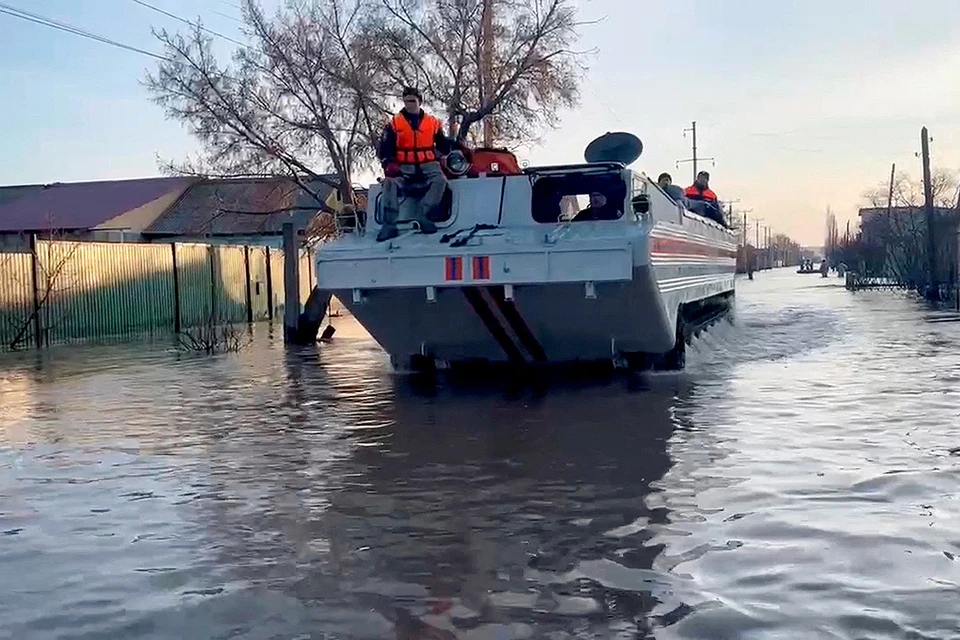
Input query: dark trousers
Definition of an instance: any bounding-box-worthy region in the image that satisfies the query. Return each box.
[380,161,448,228]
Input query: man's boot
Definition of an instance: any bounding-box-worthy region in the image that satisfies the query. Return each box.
[377,225,399,242]
[418,219,437,234]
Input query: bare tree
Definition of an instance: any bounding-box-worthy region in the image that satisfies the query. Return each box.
[0,250,23,349]
[858,169,960,288]
[769,232,802,267]
[0,232,81,350]
[146,0,588,241]
[35,240,82,345]
[146,0,390,217]
[362,0,587,146]
[862,169,959,209]
[824,207,839,262]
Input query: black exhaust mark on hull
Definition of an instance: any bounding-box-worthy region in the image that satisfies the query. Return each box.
[462,287,526,363]
[487,285,548,362]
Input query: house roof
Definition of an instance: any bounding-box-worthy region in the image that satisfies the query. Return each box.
[143,178,336,237]
[0,177,194,233]
[0,184,44,207]
[859,206,957,217]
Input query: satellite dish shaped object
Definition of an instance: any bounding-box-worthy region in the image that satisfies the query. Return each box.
[583,131,643,165]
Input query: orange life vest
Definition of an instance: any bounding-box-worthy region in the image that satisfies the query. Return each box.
[392,112,443,164]
[684,185,718,202]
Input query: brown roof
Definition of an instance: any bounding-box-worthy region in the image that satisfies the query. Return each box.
[143,178,337,237]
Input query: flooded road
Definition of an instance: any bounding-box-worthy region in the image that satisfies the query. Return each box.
[3,270,960,639]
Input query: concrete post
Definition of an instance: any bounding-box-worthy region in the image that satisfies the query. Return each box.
[921,126,939,300]
[845,271,856,290]
[264,246,274,321]
[282,222,300,342]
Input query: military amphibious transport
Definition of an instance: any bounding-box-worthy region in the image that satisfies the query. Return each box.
[315,132,736,372]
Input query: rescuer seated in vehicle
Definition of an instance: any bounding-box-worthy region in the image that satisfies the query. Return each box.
[573,192,621,221]
[377,86,452,242]
[657,171,686,202]
[684,171,725,225]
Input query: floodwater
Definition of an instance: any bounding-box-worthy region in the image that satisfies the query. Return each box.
[3,270,960,640]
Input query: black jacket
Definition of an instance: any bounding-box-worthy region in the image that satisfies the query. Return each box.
[573,204,620,221]
[378,110,452,164]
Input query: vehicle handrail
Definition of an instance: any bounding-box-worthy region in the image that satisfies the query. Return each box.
[523,162,625,176]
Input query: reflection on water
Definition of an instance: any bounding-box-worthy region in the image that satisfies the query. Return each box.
[3,272,960,639]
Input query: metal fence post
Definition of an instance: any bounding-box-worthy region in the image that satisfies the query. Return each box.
[208,244,218,323]
[171,242,181,333]
[264,246,274,321]
[29,233,42,348]
[243,245,253,324]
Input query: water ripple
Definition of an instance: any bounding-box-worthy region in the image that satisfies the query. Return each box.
[2,272,960,638]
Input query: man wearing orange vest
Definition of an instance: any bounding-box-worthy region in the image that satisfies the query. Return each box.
[684,170,724,224]
[377,87,452,242]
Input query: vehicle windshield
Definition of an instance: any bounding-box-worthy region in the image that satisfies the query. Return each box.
[530,169,627,223]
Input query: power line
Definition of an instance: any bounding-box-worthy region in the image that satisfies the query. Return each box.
[130,0,247,48]
[211,9,244,24]
[0,1,168,61]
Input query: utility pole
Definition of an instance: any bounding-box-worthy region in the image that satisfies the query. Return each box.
[677,121,715,182]
[481,0,495,147]
[756,220,762,269]
[688,121,697,178]
[743,211,749,272]
[767,226,772,268]
[723,198,740,229]
[886,162,896,219]
[740,208,753,278]
[921,126,939,300]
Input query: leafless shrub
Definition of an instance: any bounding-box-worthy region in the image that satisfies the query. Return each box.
[177,317,251,354]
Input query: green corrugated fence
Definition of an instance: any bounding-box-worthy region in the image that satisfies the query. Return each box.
[0,251,35,349]
[0,240,316,351]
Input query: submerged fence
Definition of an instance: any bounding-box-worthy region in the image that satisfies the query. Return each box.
[0,240,314,351]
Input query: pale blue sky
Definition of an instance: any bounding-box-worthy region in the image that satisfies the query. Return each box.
[3,0,960,244]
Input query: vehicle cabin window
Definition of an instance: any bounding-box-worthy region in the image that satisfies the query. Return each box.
[531,173,627,223]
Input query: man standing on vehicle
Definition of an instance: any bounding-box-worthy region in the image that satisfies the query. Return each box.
[684,171,724,224]
[377,87,452,242]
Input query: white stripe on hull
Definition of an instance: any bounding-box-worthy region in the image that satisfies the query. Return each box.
[657,273,734,293]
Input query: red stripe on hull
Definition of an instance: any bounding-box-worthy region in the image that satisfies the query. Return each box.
[445,256,463,280]
[651,236,738,259]
[472,256,490,280]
